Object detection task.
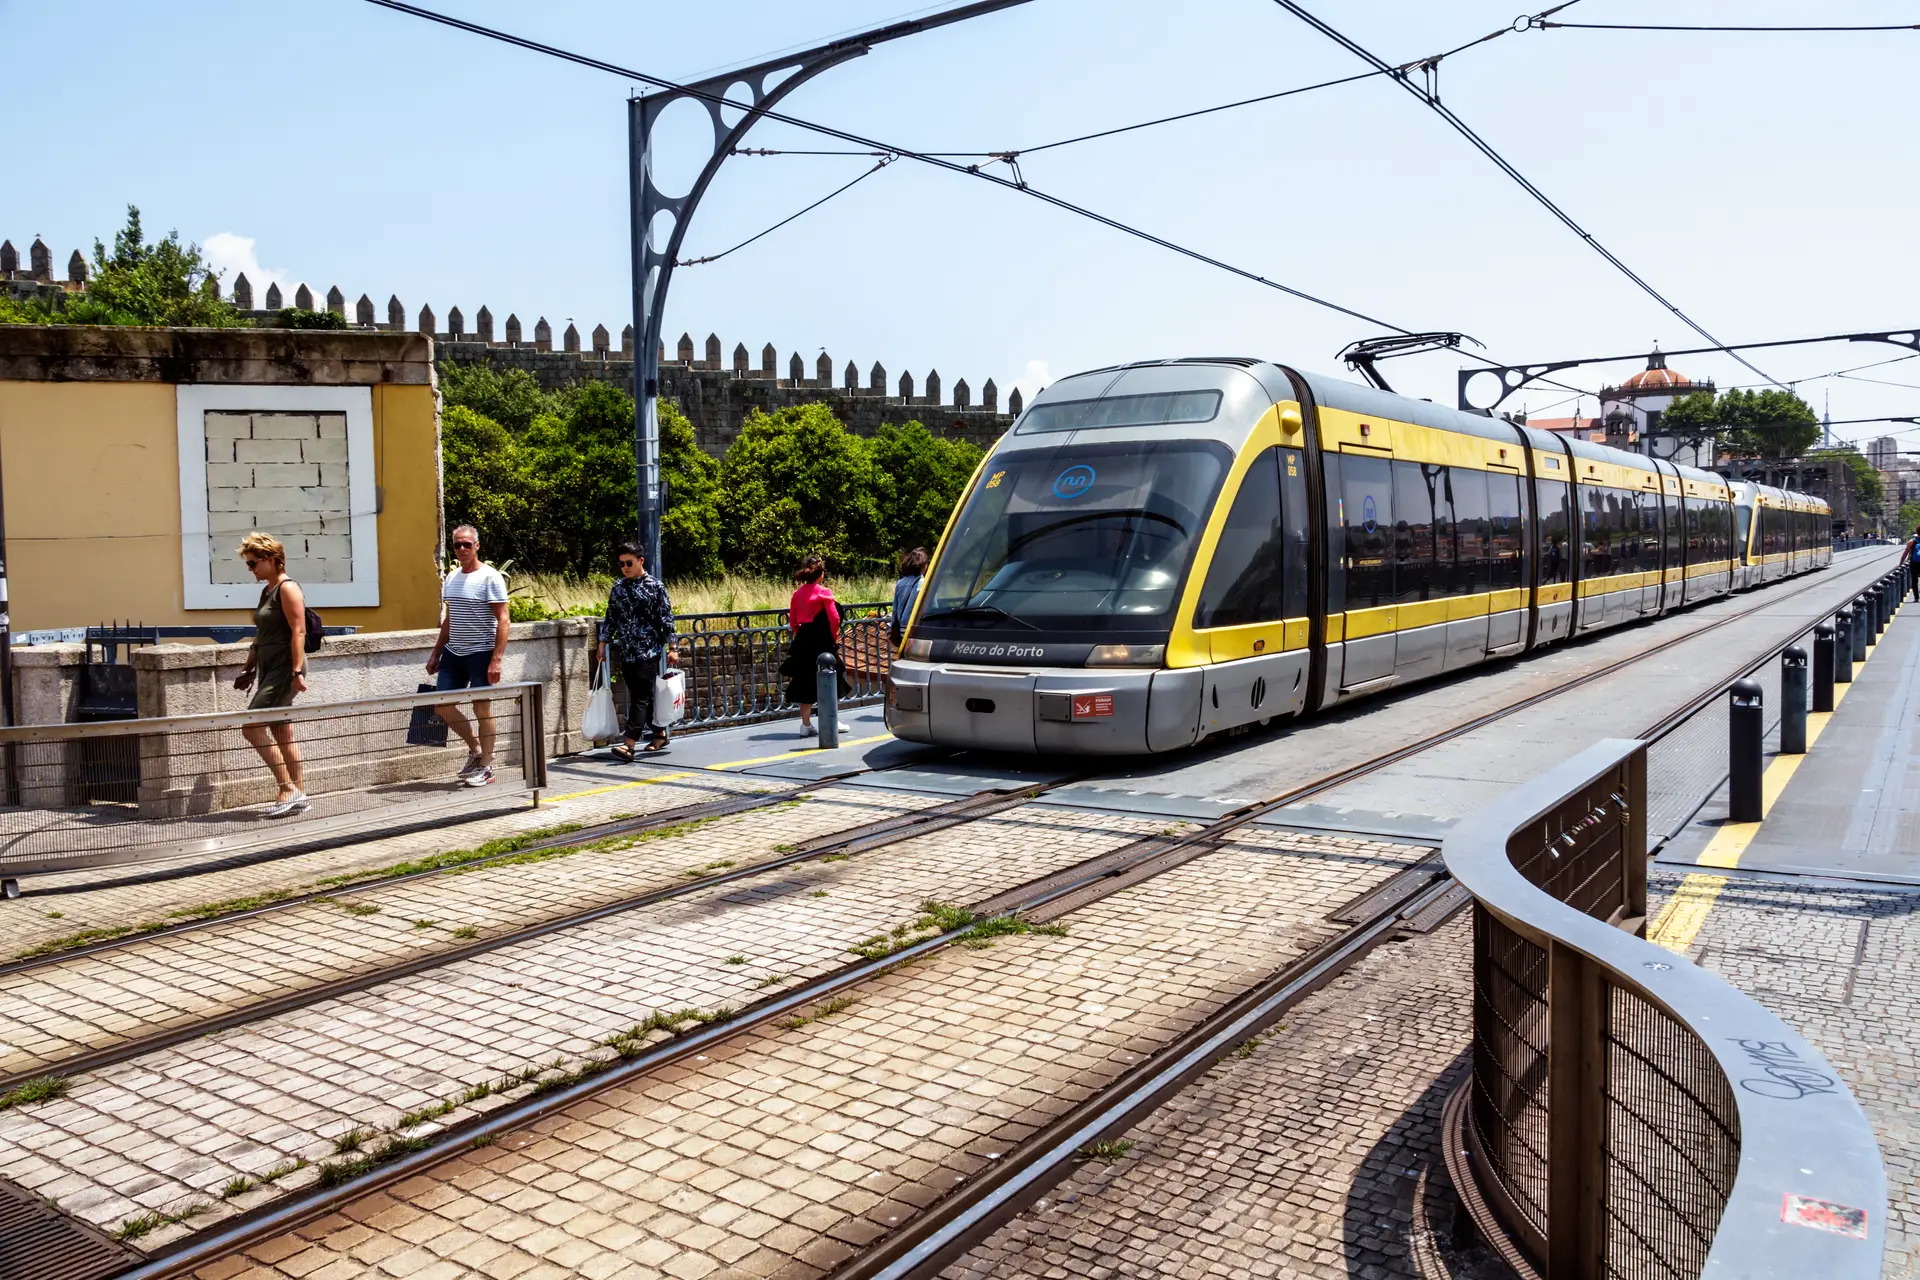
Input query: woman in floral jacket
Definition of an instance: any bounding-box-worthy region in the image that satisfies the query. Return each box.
[597,542,676,759]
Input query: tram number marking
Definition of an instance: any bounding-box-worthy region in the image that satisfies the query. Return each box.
[1285,452,1298,477]
[1053,465,1097,499]
[1072,694,1115,719]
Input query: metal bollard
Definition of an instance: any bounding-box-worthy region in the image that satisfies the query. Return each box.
[815,651,840,749]
[1729,678,1765,823]
[1852,598,1871,661]
[1873,584,1887,635]
[1780,646,1808,754]
[1813,622,1836,712]
[1836,608,1855,684]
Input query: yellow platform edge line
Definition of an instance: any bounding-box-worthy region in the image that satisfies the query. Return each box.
[1647,601,1896,954]
[542,732,895,803]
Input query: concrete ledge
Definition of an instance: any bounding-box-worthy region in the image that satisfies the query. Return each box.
[0,326,434,384]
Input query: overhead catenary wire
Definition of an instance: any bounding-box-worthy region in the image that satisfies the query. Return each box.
[361,0,1614,401]
[1542,21,1920,34]
[1269,0,1791,394]
[678,156,896,266]
[360,0,1417,334]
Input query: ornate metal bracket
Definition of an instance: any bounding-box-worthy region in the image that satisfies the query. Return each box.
[627,2,1029,572]
[1456,327,1920,417]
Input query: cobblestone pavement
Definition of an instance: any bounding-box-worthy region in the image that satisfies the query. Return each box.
[5,766,779,957]
[0,801,1211,1238]
[1649,871,1920,1280]
[187,830,1428,1279]
[942,916,1515,1280]
[0,787,946,1075]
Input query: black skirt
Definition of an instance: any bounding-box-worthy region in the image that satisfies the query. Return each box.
[784,614,854,704]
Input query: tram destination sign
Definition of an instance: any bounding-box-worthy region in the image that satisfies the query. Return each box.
[928,640,1095,666]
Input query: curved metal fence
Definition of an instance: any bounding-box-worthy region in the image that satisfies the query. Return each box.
[1442,738,1884,1280]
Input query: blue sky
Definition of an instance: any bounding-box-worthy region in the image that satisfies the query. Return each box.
[6,1,1919,450]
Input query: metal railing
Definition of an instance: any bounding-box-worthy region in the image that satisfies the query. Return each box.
[1443,739,1884,1280]
[669,602,894,731]
[0,683,545,891]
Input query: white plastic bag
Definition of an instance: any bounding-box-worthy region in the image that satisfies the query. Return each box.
[653,667,687,727]
[583,660,620,743]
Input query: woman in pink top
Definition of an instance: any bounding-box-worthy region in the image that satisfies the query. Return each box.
[786,553,853,735]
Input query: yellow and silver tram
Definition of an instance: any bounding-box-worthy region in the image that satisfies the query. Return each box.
[886,359,1831,755]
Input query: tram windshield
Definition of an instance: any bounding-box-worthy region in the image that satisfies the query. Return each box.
[920,440,1233,633]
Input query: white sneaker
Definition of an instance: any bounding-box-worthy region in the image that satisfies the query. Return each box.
[456,753,485,779]
[265,790,309,818]
[464,765,495,788]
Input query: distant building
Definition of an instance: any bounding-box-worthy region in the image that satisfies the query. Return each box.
[1523,413,1615,446]
[1868,435,1899,470]
[1598,347,1715,468]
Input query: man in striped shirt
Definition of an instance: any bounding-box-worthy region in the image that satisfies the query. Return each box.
[429,524,512,786]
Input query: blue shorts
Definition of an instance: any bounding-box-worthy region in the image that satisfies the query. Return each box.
[435,650,495,691]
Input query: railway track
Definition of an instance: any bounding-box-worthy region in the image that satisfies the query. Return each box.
[92,551,1895,1279]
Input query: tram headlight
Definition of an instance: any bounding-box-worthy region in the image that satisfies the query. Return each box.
[901,638,932,660]
[1085,644,1165,667]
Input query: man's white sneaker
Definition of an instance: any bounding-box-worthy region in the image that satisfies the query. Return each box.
[464,765,495,788]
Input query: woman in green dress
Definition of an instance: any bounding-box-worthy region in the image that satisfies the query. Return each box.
[232,532,310,817]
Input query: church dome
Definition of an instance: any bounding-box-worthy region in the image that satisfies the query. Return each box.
[1619,346,1696,393]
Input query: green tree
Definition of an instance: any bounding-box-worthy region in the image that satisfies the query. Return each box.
[866,421,983,557]
[440,405,536,564]
[1898,500,1920,538]
[1657,387,1820,458]
[1717,388,1821,458]
[437,361,553,434]
[718,404,888,577]
[64,206,247,327]
[518,382,648,574]
[658,399,724,579]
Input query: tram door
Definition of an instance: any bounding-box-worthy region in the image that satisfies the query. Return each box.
[1336,453,1396,690]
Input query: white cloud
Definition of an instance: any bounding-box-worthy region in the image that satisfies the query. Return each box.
[201,232,293,302]
[1015,358,1051,402]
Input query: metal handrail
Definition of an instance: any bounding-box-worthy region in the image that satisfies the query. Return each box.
[1443,738,1885,1279]
[0,681,546,744]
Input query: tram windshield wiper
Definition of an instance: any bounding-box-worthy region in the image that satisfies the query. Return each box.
[915,604,1042,631]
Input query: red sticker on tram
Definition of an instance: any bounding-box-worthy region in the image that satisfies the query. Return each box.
[1782,1193,1867,1239]
[1072,694,1114,719]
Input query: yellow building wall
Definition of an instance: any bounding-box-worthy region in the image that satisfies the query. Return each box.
[0,380,442,633]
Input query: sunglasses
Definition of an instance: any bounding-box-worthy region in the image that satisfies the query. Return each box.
[453,540,476,549]
[244,558,264,569]
[619,558,639,568]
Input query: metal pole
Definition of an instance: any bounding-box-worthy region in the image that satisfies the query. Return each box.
[1813,622,1836,713]
[1780,646,1808,754]
[1836,608,1855,684]
[1728,679,1765,823]
[815,651,840,749]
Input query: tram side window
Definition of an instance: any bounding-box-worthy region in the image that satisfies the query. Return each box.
[1684,499,1704,559]
[1341,454,1393,610]
[1280,448,1311,619]
[1663,493,1684,570]
[1488,471,1524,590]
[1451,467,1490,595]
[1582,486,1613,579]
[1735,504,1753,561]
[1323,456,1346,616]
[1193,448,1287,629]
[1535,478,1571,586]
[1392,461,1438,604]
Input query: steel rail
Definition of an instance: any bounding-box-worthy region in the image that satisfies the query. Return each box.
[103,554,1890,1278]
[0,782,819,978]
[0,780,1060,1092]
[818,557,1902,1280]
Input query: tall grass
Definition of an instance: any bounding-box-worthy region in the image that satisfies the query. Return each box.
[511,571,895,617]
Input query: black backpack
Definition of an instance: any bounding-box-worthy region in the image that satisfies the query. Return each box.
[270,581,325,651]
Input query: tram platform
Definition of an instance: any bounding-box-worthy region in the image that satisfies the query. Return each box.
[1651,598,1920,1276]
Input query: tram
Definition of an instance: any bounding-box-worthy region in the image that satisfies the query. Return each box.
[885,358,1831,755]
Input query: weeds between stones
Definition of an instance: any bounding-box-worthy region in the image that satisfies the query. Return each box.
[0,1076,69,1111]
[778,994,859,1030]
[1081,1139,1135,1163]
[850,901,1068,960]
[113,1201,210,1241]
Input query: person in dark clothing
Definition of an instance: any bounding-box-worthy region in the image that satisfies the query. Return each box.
[597,543,676,760]
[890,546,928,649]
[1905,525,1920,601]
[785,553,852,736]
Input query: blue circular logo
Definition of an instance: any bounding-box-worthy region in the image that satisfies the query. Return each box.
[1362,495,1378,533]
[1053,464,1096,499]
